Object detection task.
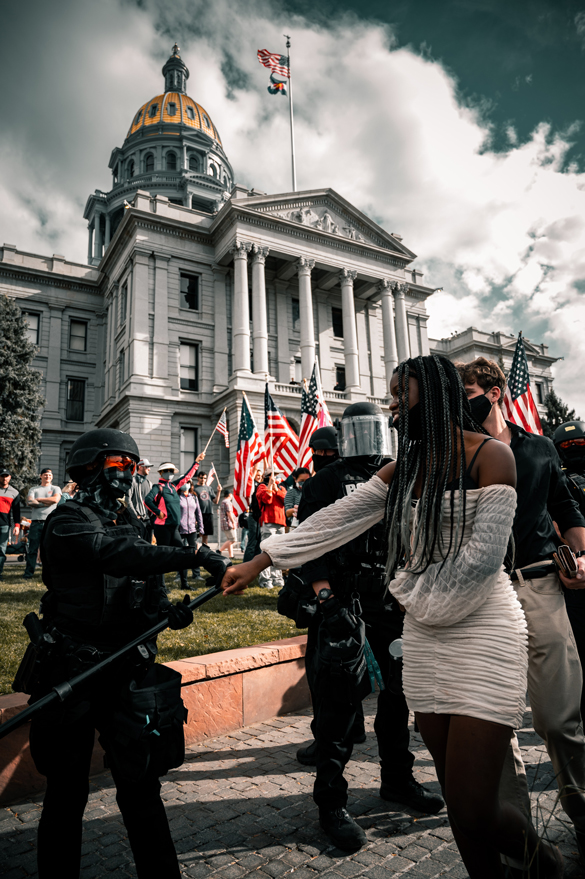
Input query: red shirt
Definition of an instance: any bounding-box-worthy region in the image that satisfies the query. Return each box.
[256,484,287,527]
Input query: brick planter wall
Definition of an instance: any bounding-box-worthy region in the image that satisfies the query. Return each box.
[0,635,309,806]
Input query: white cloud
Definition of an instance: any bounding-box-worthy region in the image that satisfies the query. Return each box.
[1,0,585,412]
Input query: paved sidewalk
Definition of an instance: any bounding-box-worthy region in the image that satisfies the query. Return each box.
[0,696,582,878]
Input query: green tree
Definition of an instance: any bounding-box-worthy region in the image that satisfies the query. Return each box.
[0,295,44,492]
[540,388,580,439]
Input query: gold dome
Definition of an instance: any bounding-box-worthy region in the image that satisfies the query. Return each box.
[126,92,222,144]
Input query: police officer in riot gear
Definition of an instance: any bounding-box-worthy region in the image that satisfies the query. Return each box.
[554,420,585,718]
[28,428,229,879]
[309,426,340,472]
[295,403,444,852]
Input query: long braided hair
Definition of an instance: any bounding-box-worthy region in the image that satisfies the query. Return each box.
[384,354,488,577]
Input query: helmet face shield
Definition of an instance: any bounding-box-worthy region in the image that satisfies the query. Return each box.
[340,414,392,457]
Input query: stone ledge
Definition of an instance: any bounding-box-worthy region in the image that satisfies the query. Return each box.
[0,635,310,806]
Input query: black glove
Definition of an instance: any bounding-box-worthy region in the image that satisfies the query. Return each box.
[167,595,194,630]
[195,544,232,586]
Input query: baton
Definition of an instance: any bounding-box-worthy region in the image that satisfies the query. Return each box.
[0,583,223,741]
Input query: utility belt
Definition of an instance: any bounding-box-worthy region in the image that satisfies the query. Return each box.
[510,560,556,583]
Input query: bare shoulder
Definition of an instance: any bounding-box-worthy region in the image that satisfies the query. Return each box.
[477,437,516,489]
[377,460,396,485]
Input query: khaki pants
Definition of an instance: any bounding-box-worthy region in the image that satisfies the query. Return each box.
[499,566,585,831]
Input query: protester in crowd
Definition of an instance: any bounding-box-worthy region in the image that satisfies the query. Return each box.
[219,489,238,558]
[24,469,61,579]
[0,467,20,581]
[256,469,287,589]
[128,458,153,540]
[223,354,564,877]
[284,468,311,530]
[459,357,585,865]
[243,468,264,562]
[58,481,78,504]
[145,457,206,552]
[178,482,204,587]
[193,471,222,547]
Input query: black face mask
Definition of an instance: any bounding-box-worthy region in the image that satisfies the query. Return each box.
[102,465,134,499]
[469,393,493,424]
[312,452,339,472]
[560,447,585,472]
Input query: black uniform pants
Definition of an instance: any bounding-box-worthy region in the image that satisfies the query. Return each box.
[565,587,585,719]
[30,693,180,879]
[309,603,415,811]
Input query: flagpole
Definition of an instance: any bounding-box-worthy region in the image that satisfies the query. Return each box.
[284,34,297,192]
[202,408,226,455]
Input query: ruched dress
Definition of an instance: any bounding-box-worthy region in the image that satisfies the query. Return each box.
[261,477,528,730]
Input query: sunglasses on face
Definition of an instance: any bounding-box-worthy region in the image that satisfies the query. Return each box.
[103,455,137,474]
[560,439,585,449]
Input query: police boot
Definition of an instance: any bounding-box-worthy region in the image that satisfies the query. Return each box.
[319,807,367,852]
[380,777,444,814]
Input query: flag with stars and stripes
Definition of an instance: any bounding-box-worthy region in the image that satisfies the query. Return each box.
[215,410,229,448]
[233,395,266,516]
[264,385,299,476]
[503,333,543,435]
[298,368,320,468]
[257,49,291,79]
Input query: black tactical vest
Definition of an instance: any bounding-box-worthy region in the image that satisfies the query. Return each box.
[565,468,585,516]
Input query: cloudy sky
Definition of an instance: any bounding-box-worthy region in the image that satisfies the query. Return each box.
[2,0,585,411]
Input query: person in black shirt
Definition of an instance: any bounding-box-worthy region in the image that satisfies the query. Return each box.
[460,358,585,863]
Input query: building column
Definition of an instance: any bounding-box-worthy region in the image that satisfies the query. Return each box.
[297,257,315,381]
[251,245,270,377]
[45,306,64,419]
[379,279,399,392]
[231,241,252,373]
[275,280,291,384]
[340,268,360,392]
[93,213,103,262]
[87,222,94,265]
[129,252,150,378]
[104,214,111,249]
[153,255,169,379]
[212,266,229,390]
[392,282,410,362]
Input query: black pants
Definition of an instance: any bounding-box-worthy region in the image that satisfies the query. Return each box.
[181,531,199,581]
[30,683,180,879]
[243,516,261,562]
[153,525,185,590]
[565,587,585,719]
[309,602,414,810]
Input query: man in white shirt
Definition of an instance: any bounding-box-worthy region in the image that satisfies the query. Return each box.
[24,469,61,579]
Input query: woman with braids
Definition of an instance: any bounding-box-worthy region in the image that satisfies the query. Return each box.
[221,354,563,878]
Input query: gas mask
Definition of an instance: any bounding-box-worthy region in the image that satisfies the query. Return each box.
[468,392,493,424]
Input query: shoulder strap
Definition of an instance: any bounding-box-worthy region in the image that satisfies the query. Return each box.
[466,437,492,475]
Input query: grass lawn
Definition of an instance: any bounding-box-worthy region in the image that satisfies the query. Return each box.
[0,564,306,695]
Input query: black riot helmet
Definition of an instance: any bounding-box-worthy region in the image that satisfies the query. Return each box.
[309,426,339,451]
[67,428,140,479]
[340,401,392,458]
[553,421,585,471]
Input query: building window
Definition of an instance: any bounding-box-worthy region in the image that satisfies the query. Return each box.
[180,343,199,390]
[186,105,195,120]
[23,312,40,345]
[145,153,155,173]
[209,164,217,177]
[294,359,302,383]
[334,365,346,391]
[180,427,198,474]
[188,154,199,171]
[149,103,158,118]
[332,307,344,338]
[167,101,177,116]
[166,152,177,171]
[118,350,125,390]
[119,283,128,324]
[69,319,87,352]
[203,114,210,127]
[535,382,544,405]
[127,159,135,177]
[134,109,143,125]
[292,298,300,332]
[66,379,85,422]
[180,273,200,310]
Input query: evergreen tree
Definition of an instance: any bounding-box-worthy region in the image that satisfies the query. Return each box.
[0,295,44,492]
[540,388,580,439]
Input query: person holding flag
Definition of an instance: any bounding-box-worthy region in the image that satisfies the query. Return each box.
[233,393,266,519]
[460,352,585,865]
[193,467,222,550]
[264,384,299,477]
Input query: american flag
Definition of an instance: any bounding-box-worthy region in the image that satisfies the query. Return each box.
[206,464,217,486]
[257,49,291,79]
[503,333,543,435]
[298,368,319,468]
[215,410,229,447]
[233,395,266,516]
[314,361,333,428]
[264,384,299,476]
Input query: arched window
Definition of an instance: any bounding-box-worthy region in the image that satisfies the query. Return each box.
[127,159,135,178]
[166,152,177,171]
[223,175,228,187]
[188,154,199,172]
[145,153,155,173]
[210,164,217,178]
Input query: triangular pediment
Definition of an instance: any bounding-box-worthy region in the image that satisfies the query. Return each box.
[231,188,415,259]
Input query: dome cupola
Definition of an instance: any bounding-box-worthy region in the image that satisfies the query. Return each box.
[83,44,234,265]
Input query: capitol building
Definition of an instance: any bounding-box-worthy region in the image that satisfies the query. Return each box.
[0,47,557,485]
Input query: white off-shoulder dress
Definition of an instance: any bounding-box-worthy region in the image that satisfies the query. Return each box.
[261,477,528,729]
